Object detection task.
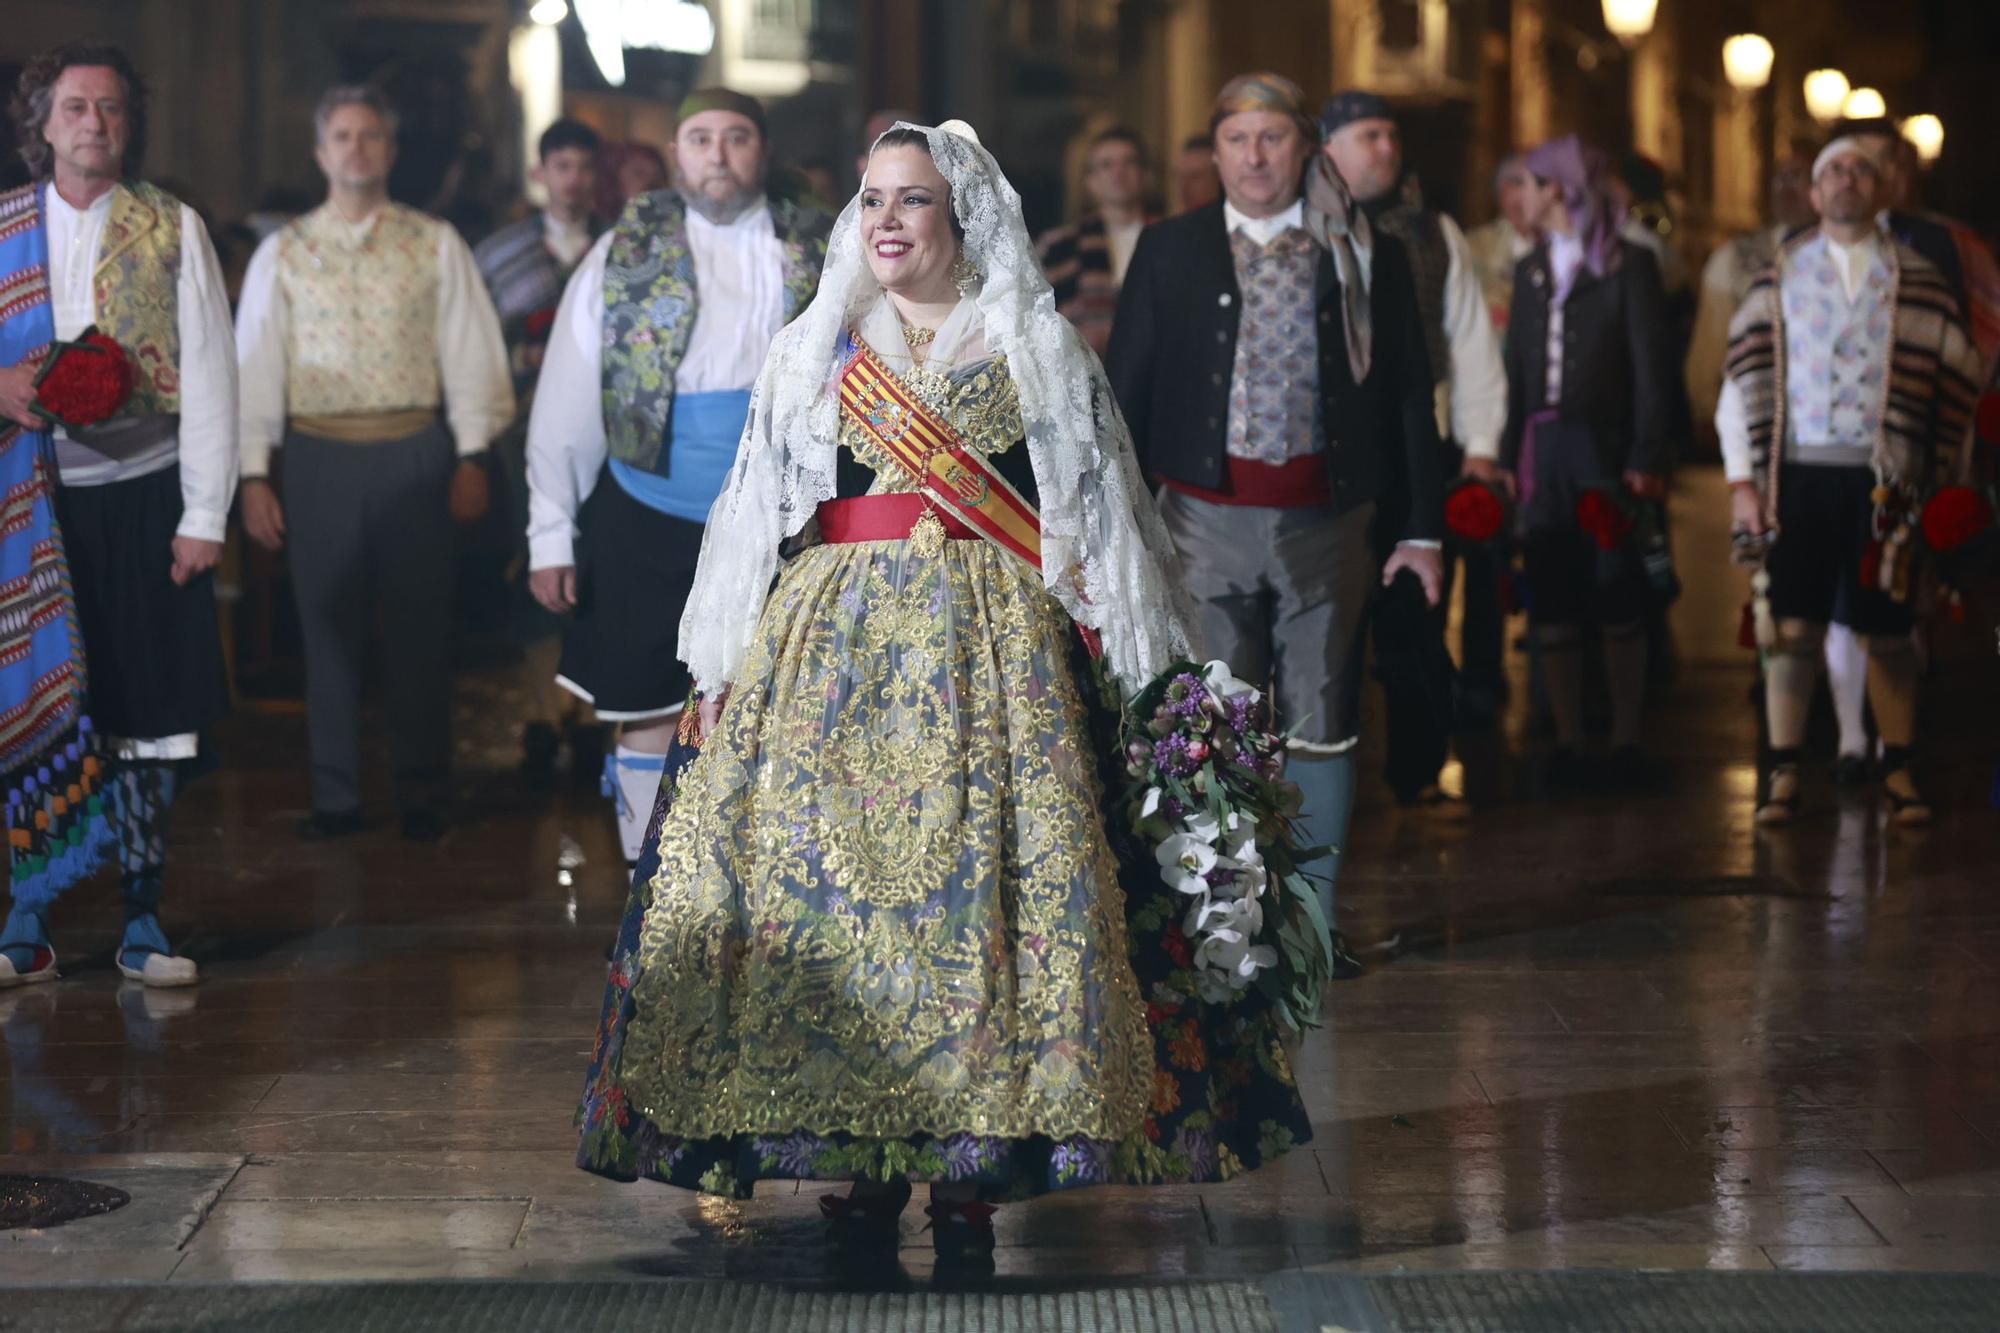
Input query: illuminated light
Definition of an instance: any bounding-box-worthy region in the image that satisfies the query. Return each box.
[1601,0,1658,46]
[1841,86,1887,120]
[1802,69,1850,124]
[528,0,568,25]
[1721,34,1774,92]
[1902,113,1944,164]
[575,0,716,87]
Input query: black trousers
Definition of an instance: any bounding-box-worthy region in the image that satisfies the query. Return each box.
[282,426,457,814]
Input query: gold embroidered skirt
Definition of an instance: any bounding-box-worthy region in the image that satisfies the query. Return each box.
[613,535,1154,1145]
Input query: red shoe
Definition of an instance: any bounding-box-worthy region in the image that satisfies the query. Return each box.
[924,1198,997,1260]
[820,1178,912,1240]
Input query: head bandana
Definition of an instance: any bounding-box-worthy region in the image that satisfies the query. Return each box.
[1318,90,1396,139]
[1524,133,1625,286]
[1812,135,1883,182]
[676,87,766,138]
[1209,71,1317,141]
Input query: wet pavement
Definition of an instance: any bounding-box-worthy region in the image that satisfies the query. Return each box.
[4,465,1999,1287]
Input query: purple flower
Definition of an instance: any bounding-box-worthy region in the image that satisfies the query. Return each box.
[1167,673,1212,718]
[1177,1127,1216,1179]
[756,1131,821,1176]
[1051,1138,1113,1183]
[1228,695,1256,734]
[1153,734,1197,777]
[937,1133,992,1180]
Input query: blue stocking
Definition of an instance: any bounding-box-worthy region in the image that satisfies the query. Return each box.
[112,763,179,969]
[1289,752,1357,921]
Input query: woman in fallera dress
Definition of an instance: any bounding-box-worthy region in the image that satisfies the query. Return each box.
[576,120,1312,1259]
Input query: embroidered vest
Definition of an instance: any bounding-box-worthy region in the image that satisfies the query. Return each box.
[89,182,184,415]
[600,190,831,476]
[1373,202,1450,386]
[1224,227,1323,464]
[0,181,185,416]
[275,202,441,415]
[1781,239,1893,451]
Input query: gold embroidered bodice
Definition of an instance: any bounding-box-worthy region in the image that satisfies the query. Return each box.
[839,349,1025,492]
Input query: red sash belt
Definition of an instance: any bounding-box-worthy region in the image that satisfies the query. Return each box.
[816,494,979,545]
[1161,454,1332,508]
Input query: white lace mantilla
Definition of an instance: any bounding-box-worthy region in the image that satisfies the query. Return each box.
[678,120,1192,697]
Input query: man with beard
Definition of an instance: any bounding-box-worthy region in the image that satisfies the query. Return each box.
[1719,136,1979,827]
[1320,92,1508,804]
[237,85,512,842]
[526,89,832,866]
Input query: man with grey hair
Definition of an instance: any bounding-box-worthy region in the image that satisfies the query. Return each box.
[236,83,512,842]
[526,87,830,866]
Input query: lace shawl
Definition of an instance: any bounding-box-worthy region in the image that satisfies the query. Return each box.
[678,121,1192,696]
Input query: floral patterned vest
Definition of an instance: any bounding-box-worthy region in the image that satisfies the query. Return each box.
[599,189,830,476]
[275,202,441,415]
[43,180,184,416]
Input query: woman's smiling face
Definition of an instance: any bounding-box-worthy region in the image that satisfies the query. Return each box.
[860,143,959,300]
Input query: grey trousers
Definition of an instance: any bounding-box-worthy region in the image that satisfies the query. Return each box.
[1158,488,1377,750]
[283,426,457,814]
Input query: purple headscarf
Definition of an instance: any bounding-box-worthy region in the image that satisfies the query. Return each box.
[1524,134,1626,288]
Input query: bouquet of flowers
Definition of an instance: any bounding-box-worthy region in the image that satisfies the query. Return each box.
[1444,477,1508,544]
[33,325,135,431]
[1120,659,1334,1031]
[1577,484,1679,604]
[1574,486,1637,550]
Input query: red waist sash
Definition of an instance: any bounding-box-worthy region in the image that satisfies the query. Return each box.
[816,493,980,545]
[1161,454,1332,508]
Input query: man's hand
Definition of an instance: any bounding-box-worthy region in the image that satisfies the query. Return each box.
[1383,542,1445,607]
[0,361,41,430]
[241,478,286,551]
[1729,481,1766,537]
[696,686,731,743]
[1461,453,1516,500]
[529,565,577,614]
[1623,469,1667,501]
[449,458,490,524]
[170,536,223,586]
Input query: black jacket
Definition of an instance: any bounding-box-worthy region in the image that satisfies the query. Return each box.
[1104,201,1445,543]
[1501,239,1673,478]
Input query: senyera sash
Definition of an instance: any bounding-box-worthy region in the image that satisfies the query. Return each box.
[826,333,1102,659]
[832,333,1043,570]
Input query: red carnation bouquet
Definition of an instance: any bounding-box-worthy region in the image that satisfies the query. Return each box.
[1574,486,1637,550]
[1444,478,1508,544]
[33,325,135,431]
[1921,486,1994,554]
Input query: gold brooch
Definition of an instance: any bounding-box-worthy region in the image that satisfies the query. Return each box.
[910,508,948,558]
[902,324,938,348]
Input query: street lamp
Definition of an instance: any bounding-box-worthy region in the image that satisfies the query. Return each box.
[1722,34,1774,92]
[1802,69,1850,124]
[1842,87,1887,120]
[1601,0,1658,47]
[1902,114,1944,164]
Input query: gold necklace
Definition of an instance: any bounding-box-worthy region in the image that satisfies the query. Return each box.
[901,324,937,348]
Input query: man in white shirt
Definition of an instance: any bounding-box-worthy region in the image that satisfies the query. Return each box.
[1463,155,1537,340]
[0,45,236,987]
[236,84,513,843]
[1320,91,1510,801]
[526,88,831,866]
[1717,137,1980,828]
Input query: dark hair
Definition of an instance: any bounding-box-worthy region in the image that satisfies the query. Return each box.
[863,127,963,237]
[11,42,148,180]
[1180,133,1214,153]
[1089,126,1147,160]
[538,117,601,161]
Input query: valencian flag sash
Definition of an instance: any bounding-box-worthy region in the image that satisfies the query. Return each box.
[836,333,1045,571]
[0,183,116,910]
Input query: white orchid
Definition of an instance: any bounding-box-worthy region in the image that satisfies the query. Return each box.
[1202,659,1262,704]
[1182,809,1222,845]
[1192,927,1278,996]
[1187,894,1263,941]
[1156,832,1217,895]
[1140,787,1164,819]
